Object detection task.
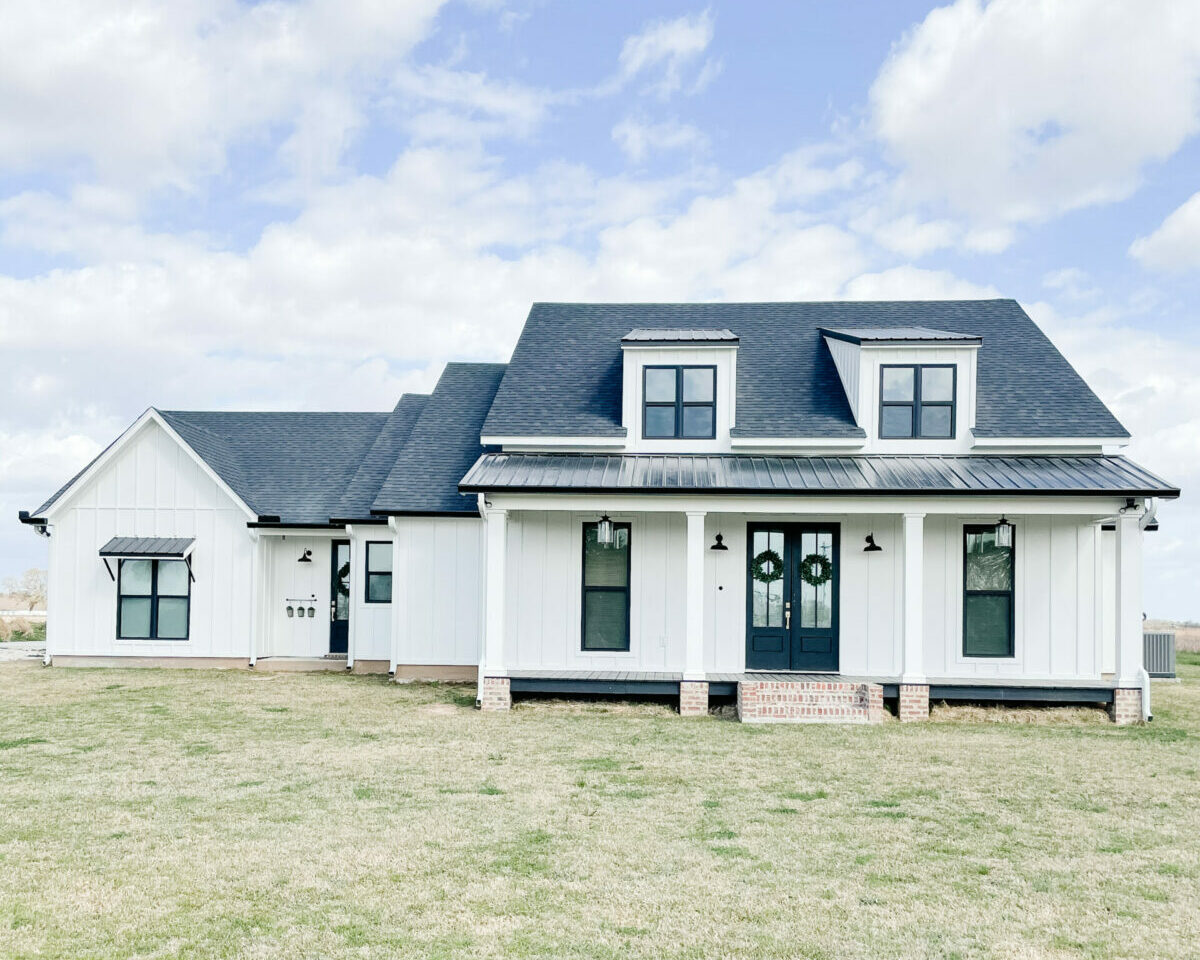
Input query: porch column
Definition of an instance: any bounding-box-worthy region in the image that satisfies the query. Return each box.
[900,512,929,721]
[683,511,707,681]
[479,507,511,710]
[1112,512,1145,723]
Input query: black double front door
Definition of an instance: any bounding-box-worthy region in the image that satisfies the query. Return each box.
[746,523,840,672]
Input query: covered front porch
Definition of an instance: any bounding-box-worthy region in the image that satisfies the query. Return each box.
[470,489,1152,723]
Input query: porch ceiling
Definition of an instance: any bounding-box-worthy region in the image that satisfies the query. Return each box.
[460,453,1178,499]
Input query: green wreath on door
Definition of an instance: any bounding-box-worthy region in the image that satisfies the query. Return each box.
[799,553,833,587]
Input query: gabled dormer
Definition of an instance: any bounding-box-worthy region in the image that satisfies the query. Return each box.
[820,326,981,454]
[619,329,739,452]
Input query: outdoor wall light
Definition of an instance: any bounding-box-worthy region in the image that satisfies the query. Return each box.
[710,533,729,551]
[597,514,614,545]
[298,548,312,563]
[996,517,1014,548]
[286,605,295,618]
[863,534,883,553]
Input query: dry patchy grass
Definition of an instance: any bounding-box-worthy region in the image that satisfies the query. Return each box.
[2,662,1200,959]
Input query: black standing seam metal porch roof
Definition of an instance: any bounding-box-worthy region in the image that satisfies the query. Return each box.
[99,537,196,558]
[460,453,1180,498]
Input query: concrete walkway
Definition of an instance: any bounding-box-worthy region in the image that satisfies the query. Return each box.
[0,641,45,662]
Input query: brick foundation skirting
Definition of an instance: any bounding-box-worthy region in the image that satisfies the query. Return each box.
[737,680,884,724]
[479,676,511,712]
[898,684,929,722]
[1110,687,1143,725]
[679,680,709,716]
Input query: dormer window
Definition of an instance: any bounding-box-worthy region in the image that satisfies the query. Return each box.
[643,365,716,439]
[879,364,956,439]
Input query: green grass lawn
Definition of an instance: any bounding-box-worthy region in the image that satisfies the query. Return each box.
[2,660,1200,959]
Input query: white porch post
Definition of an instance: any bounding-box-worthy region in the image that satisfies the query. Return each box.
[901,512,926,684]
[684,510,706,681]
[1114,512,1144,687]
[387,517,403,676]
[481,506,508,676]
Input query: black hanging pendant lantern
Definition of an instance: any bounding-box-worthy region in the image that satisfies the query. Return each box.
[597,514,614,546]
[996,516,1014,548]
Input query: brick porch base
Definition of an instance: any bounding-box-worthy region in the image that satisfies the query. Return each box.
[1110,687,1143,725]
[737,679,885,724]
[898,684,930,722]
[479,676,511,711]
[679,680,709,716]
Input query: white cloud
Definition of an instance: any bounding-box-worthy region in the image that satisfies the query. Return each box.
[842,266,998,301]
[871,0,1200,225]
[608,9,718,99]
[612,117,707,162]
[1042,267,1098,301]
[0,0,446,191]
[1129,191,1200,272]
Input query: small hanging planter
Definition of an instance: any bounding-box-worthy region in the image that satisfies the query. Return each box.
[750,549,784,584]
[799,553,833,587]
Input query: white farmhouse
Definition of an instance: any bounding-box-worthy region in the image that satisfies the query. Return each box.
[20,300,1178,724]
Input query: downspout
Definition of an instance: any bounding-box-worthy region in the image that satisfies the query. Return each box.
[39,522,52,666]
[387,516,401,678]
[1141,667,1152,722]
[345,524,356,672]
[248,530,260,668]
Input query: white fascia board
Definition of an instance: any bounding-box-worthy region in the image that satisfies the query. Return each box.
[483,492,1127,517]
[971,436,1129,449]
[729,436,865,450]
[481,436,627,450]
[251,526,347,537]
[43,408,258,523]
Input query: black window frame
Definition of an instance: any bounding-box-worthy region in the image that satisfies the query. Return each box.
[962,524,1015,658]
[642,365,717,440]
[116,558,191,641]
[364,541,393,604]
[879,364,957,439]
[580,521,632,652]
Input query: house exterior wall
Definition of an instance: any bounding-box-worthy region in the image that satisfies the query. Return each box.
[390,516,484,667]
[260,535,335,659]
[501,506,1114,682]
[349,528,392,663]
[44,420,255,659]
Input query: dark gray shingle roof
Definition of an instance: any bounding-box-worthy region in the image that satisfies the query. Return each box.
[461,453,1178,498]
[482,301,1128,440]
[331,395,428,522]
[372,362,507,515]
[160,410,389,524]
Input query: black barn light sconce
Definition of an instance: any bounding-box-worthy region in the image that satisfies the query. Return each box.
[710,533,729,551]
[863,534,883,553]
[297,548,313,563]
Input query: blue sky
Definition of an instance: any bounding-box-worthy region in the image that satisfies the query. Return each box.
[2,0,1199,616]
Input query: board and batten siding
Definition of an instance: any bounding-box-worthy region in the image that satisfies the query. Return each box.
[389,517,483,666]
[503,511,689,672]
[502,508,1110,682]
[45,419,254,659]
[349,531,391,663]
[260,535,335,659]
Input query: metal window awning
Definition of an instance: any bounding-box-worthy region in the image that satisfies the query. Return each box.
[99,537,196,582]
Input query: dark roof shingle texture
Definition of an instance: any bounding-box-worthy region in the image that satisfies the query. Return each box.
[482,301,1128,440]
[371,362,507,515]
